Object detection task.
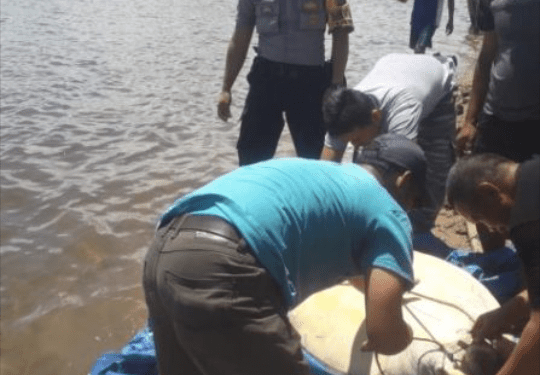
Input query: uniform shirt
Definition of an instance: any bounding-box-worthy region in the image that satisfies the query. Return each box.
[235,0,353,66]
[325,53,456,151]
[472,0,540,121]
[159,158,414,308]
[509,155,540,308]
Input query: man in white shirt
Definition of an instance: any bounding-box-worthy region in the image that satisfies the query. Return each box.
[321,52,457,234]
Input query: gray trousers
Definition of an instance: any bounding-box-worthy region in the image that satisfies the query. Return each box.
[143,215,311,375]
[412,92,456,232]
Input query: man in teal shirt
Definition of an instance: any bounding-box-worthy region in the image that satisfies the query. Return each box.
[143,134,427,375]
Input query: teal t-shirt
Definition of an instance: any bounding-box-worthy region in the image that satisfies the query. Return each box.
[159,158,414,307]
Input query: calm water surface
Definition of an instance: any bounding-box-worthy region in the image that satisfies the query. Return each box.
[0,0,478,373]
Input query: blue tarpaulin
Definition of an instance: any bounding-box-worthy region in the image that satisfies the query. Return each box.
[445,246,525,304]
[90,326,158,375]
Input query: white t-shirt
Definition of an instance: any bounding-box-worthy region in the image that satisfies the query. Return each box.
[325,53,456,151]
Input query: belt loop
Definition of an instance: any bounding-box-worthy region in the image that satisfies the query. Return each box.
[166,214,189,241]
[237,238,249,254]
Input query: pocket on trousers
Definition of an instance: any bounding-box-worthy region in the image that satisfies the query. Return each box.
[161,270,235,329]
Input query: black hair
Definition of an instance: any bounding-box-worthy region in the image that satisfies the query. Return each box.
[445,153,513,209]
[322,87,376,137]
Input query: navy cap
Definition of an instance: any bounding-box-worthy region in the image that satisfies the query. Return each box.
[354,133,427,188]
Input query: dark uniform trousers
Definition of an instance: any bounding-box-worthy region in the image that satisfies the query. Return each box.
[237,56,332,166]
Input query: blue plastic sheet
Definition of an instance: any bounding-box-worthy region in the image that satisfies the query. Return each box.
[445,246,525,304]
[413,231,525,304]
[90,326,157,375]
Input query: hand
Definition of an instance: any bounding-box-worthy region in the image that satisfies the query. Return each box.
[455,120,477,157]
[446,20,454,35]
[323,83,345,104]
[361,322,413,354]
[217,91,232,121]
[471,308,511,343]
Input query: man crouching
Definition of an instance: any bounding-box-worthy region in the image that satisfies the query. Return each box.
[143,134,428,375]
[446,153,540,375]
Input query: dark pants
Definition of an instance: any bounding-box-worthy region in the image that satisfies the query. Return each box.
[143,215,310,375]
[237,56,331,166]
[474,113,540,163]
[408,92,456,233]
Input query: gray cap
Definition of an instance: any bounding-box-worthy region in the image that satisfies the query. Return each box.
[354,133,427,188]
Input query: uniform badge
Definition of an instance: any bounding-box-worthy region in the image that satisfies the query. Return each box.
[302,0,321,12]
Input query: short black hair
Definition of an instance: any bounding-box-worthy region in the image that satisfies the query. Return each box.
[445,153,513,209]
[322,88,376,137]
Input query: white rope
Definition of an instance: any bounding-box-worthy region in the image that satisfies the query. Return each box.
[374,289,478,375]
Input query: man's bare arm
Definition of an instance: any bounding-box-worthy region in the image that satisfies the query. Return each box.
[362,268,412,355]
[495,308,540,375]
[320,145,345,162]
[218,27,254,121]
[330,30,349,85]
[455,31,497,155]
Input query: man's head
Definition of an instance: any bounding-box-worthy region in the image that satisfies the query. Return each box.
[323,87,382,147]
[445,154,518,233]
[354,133,428,211]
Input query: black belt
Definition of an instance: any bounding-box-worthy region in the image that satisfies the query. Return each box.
[255,56,327,79]
[173,214,243,243]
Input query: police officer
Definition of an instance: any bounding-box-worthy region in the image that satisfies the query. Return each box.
[217,0,354,166]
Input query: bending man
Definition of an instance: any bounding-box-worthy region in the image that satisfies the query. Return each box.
[454,0,539,253]
[446,153,540,375]
[321,52,456,233]
[143,134,427,375]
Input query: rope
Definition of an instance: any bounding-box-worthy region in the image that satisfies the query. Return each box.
[405,304,444,345]
[373,289,477,375]
[374,336,463,375]
[406,290,476,323]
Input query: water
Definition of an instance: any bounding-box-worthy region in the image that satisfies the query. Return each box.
[0,0,479,374]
